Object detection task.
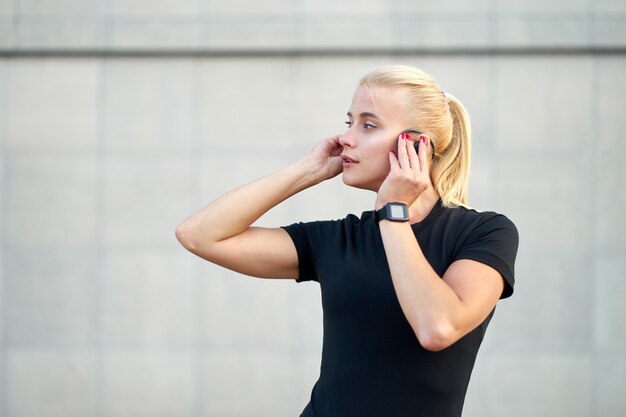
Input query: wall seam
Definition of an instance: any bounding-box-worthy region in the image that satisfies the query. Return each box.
[1,46,626,58]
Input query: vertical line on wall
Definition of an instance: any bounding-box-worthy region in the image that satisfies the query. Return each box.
[94,53,105,417]
[286,53,300,414]
[589,48,600,417]
[196,54,213,417]
[588,4,600,414]
[94,0,112,413]
[190,55,203,417]
[0,53,10,417]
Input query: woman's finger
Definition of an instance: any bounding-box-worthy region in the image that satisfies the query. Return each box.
[397,134,411,169]
[327,135,344,156]
[416,135,429,173]
[406,136,420,171]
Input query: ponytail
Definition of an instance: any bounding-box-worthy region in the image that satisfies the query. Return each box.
[430,93,471,208]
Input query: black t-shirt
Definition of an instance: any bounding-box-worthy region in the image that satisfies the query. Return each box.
[281,200,519,417]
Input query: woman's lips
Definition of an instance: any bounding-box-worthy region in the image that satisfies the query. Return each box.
[341,155,358,167]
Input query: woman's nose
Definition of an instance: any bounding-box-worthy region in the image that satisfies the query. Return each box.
[339,129,354,148]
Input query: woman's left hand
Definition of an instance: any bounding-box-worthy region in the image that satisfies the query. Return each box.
[375,132,433,210]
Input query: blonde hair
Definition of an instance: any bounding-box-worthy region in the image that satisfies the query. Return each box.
[359,65,472,208]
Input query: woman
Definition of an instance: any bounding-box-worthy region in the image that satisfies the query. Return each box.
[176,65,519,417]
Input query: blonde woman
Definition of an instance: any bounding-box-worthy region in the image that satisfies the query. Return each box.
[176,65,519,417]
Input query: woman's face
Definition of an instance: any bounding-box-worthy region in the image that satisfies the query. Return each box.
[340,84,410,192]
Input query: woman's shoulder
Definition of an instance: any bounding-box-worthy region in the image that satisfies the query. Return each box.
[443,204,518,239]
[447,203,514,222]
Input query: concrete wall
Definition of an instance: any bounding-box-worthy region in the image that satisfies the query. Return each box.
[1,1,625,417]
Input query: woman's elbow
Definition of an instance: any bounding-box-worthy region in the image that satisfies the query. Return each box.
[175,221,197,252]
[415,321,458,352]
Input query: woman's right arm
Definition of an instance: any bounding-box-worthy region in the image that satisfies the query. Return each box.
[175,136,344,279]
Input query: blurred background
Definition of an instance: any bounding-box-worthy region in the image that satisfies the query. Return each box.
[1,1,625,416]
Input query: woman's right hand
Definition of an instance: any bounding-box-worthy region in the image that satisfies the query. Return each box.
[308,135,344,183]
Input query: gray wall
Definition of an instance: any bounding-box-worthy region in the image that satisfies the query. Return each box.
[1,1,626,417]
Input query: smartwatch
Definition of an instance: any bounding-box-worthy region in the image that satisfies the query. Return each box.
[375,202,409,223]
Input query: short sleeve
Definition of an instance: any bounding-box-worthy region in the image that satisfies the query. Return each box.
[281,219,342,283]
[454,214,519,299]
[281,222,318,283]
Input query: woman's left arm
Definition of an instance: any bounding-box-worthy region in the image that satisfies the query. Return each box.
[379,220,504,352]
[377,134,505,352]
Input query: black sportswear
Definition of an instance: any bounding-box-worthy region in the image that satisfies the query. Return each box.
[282,200,518,417]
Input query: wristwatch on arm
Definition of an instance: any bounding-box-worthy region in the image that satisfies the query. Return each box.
[375,202,409,223]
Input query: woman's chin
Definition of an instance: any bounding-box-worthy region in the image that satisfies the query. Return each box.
[341,173,377,191]
[341,172,360,188]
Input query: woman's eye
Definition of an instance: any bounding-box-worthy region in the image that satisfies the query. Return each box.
[344,121,375,129]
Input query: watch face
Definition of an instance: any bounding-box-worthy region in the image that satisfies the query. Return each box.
[390,204,406,219]
[376,203,409,222]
